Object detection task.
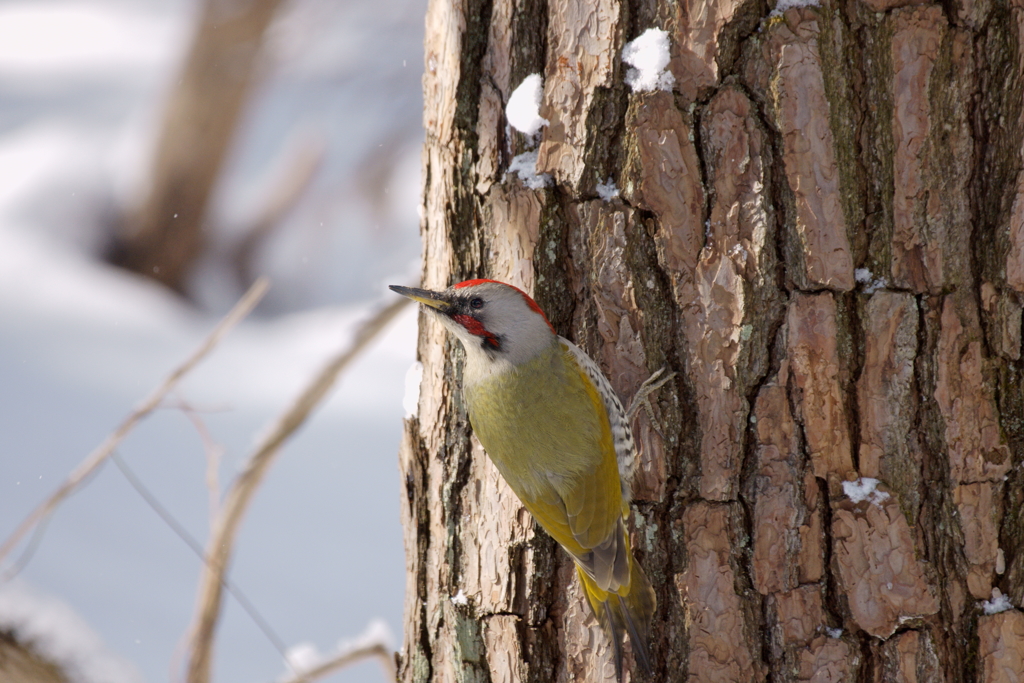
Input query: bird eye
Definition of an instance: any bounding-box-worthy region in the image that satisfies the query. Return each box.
[470,297,484,310]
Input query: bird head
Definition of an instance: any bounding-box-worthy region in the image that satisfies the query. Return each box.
[390,279,556,368]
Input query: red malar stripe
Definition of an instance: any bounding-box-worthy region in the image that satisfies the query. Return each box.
[452,314,500,349]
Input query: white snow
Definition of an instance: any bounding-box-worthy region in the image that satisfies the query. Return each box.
[340,618,394,652]
[596,179,620,201]
[450,589,469,606]
[284,642,322,674]
[982,588,1014,615]
[842,477,890,506]
[771,0,821,16]
[855,267,886,294]
[0,580,144,683]
[506,74,549,136]
[622,28,675,93]
[0,2,423,683]
[279,620,393,681]
[403,361,424,418]
[0,2,188,76]
[508,151,553,190]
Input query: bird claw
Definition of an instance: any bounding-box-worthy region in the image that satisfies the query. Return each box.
[625,366,676,424]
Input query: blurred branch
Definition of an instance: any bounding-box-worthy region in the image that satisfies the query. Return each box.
[185,294,411,683]
[277,637,397,683]
[234,138,327,291]
[109,451,290,660]
[0,278,270,570]
[174,401,227,524]
[109,0,289,293]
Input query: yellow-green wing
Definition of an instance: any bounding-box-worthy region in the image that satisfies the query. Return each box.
[548,345,630,592]
[465,340,631,592]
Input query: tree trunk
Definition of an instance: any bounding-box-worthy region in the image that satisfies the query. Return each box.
[108,0,285,293]
[400,0,1024,680]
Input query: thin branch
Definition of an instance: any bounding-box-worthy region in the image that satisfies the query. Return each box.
[276,642,397,683]
[171,399,228,523]
[184,294,411,683]
[0,278,270,570]
[110,451,291,660]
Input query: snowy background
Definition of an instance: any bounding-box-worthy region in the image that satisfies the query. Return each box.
[0,0,425,681]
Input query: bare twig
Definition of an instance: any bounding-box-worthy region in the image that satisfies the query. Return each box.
[109,452,290,660]
[185,294,410,683]
[277,643,397,683]
[171,400,228,524]
[0,278,270,570]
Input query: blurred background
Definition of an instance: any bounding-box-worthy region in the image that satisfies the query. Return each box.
[0,0,426,681]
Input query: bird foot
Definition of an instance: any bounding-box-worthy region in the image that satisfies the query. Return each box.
[625,367,676,425]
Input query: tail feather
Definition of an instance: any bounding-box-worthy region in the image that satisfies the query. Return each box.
[577,557,656,680]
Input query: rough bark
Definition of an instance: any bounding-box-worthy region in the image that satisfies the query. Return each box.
[401,0,1024,680]
[108,0,286,293]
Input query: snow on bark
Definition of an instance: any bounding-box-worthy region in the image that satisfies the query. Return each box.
[756,9,854,292]
[536,0,619,188]
[506,74,549,135]
[676,502,764,682]
[786,292,855,483]
[408,0,1024,678]
[831,489,939,638]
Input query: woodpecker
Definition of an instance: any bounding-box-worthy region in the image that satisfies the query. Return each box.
[391,278,658,680]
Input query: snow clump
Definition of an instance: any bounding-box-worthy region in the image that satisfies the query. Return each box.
[596,178,620,201]
[622,28,675,92]
[508,151,552,190]
[403,361,423,418]
[982,588,1014,615]
[506,74,549,136]
[855,267,886,294]
[771,0,821,16]
[842,477,890,507]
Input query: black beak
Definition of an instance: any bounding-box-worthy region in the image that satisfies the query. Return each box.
[389,285,451,312]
